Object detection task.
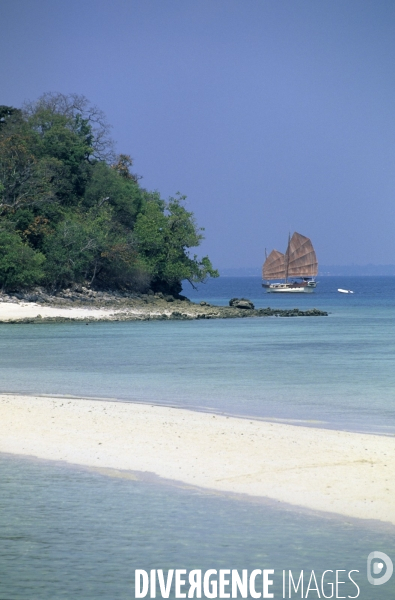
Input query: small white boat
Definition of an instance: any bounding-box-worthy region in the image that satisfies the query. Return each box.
[338,289,354,294]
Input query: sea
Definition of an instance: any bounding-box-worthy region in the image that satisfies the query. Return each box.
[0,276,394,599]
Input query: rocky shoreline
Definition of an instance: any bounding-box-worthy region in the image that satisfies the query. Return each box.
[0,287,328,323]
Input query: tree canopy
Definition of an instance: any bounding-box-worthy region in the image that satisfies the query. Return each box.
[0,93,218,294]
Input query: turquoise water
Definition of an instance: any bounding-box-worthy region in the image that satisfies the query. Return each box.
[1,276,395,598]
[0,277,394,433]
[1,454,394,600]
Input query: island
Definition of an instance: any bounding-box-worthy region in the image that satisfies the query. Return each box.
[0,94,327,322]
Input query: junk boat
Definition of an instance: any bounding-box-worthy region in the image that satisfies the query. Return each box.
[262,232,318,293]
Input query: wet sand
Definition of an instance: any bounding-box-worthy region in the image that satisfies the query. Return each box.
[0,394,394,525]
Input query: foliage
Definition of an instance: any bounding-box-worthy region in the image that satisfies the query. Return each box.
[0,94,218,294]
[23,92,115,162]
[134,195,218,293]
[0,228,45,291]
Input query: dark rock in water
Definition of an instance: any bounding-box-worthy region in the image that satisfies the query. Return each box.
[0,284,328,324]
[229,298,255,310]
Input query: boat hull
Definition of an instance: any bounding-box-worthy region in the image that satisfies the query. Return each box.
[262,282,317,293]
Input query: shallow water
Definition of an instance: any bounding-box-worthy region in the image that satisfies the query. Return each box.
[1,276,394,599]
[0,277,394,433]
[1,454,394,600]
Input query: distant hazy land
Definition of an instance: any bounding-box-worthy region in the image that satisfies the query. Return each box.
[220,265,395,277]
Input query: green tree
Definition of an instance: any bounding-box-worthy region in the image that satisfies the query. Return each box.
[84,161,143,228]
[0,229,45,291]
[0,126,56,213]
[0,93,218,294]
[23,92,114,162]
[0,106,23,129]
[27,110,94,206]
[42,211,110,289]
[134,195,218,294]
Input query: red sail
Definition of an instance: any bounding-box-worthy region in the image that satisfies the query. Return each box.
[262,249,286,280]
[286,232,318,278]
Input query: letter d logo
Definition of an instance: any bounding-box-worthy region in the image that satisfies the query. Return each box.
[367,551,393,585]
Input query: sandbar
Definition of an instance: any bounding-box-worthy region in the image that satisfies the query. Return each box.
[0,394,394,525]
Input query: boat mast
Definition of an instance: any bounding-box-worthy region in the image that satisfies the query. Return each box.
[285,232,291,282]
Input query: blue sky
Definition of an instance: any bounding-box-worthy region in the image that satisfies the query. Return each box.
[2,0,395,268]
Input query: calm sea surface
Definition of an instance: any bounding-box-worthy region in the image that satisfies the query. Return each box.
[0,276,394,433]
[0,276,394,598]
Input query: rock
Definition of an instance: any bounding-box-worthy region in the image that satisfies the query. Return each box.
[0,284,328,323]
[229,298,255,309]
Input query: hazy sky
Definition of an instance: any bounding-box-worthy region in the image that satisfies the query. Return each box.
[2,0,395,268]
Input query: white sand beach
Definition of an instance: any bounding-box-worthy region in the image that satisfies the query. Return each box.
[0,300,176,321]
[0,299,327,322]
[0,301,117,321]
[0,394,394,525]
